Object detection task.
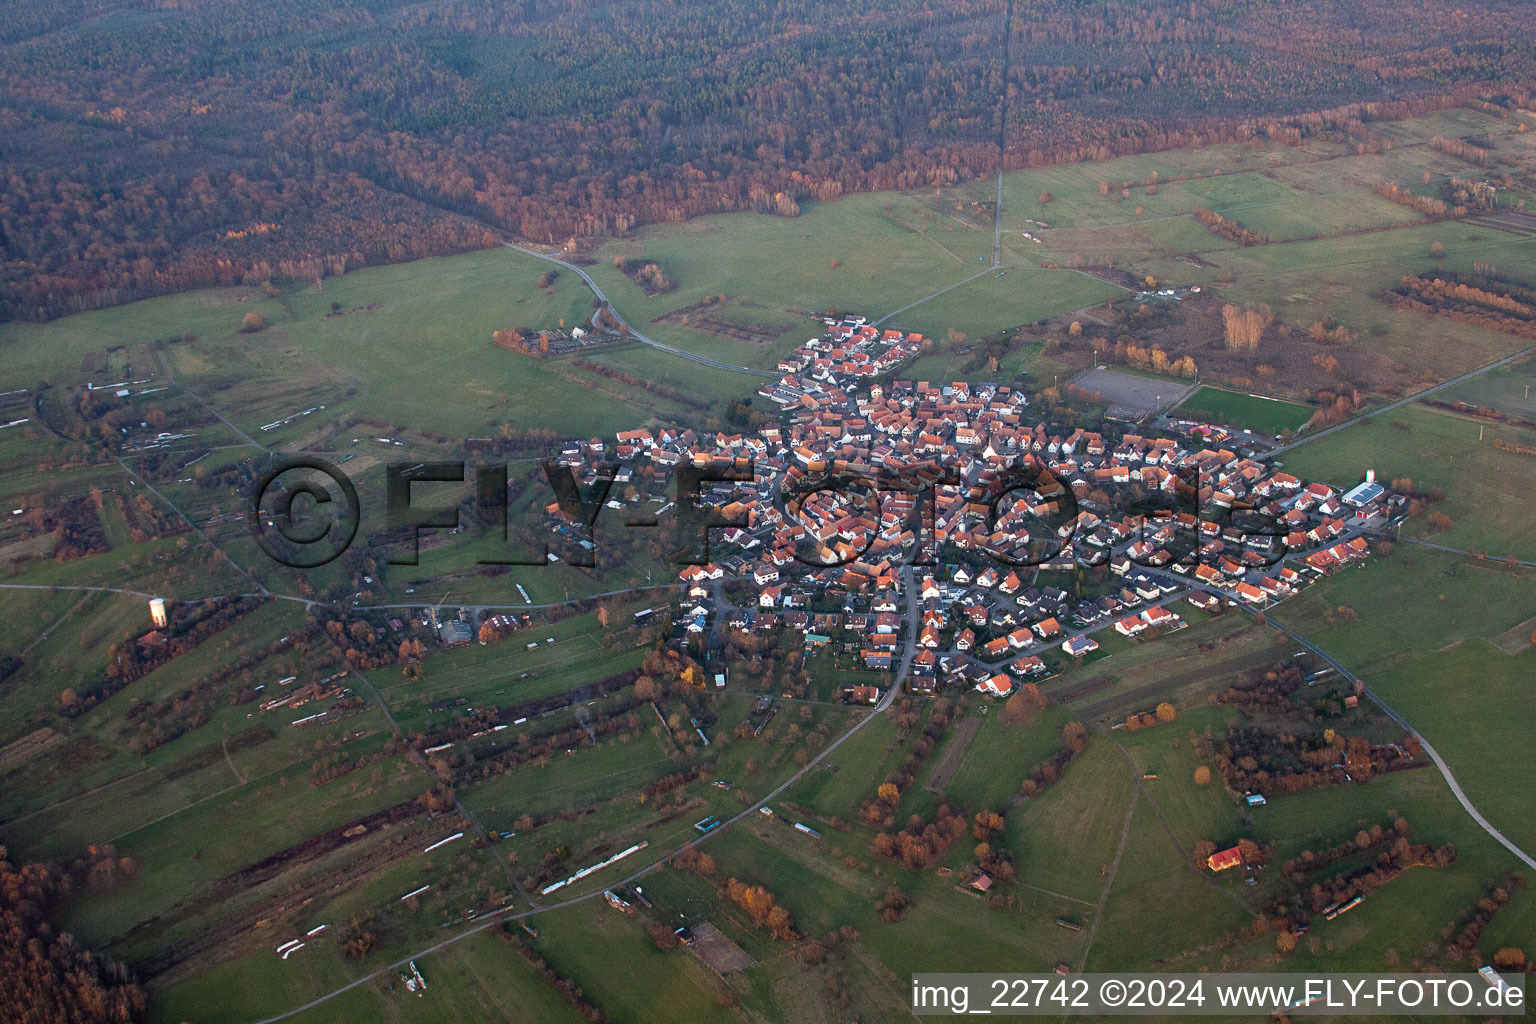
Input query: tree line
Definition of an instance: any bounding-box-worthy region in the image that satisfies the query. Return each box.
[4,0,1536,320]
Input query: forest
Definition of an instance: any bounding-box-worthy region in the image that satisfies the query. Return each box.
[0,846,147,1024]
[3,0,1536,320]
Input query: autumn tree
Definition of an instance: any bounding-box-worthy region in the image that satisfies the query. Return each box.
[1221,303,1273,351]
[1493,948,1527,970]
[973,811,1005,841]
[876,886,910,922]
[1002,683,1047,725]
[1194,765,1212,786]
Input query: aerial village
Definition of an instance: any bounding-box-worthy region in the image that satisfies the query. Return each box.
[533,315,1403,705]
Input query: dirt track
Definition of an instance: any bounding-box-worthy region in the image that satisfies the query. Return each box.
[924,715,981,794]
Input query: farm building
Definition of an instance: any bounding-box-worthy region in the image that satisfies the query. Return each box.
[1207,846,1243,872]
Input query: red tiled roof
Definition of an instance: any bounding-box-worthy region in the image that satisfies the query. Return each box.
[1207,846,1243,872]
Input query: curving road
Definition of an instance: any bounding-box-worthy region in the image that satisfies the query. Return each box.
[501,242,778,378]
[1268,616,1536,872]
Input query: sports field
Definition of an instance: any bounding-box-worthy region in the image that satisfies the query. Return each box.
[1073,366,1193,418]
[1175,386,1313,434]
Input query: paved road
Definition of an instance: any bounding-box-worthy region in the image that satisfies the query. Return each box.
[963,584,1192,673]
[501,242,778,378]
[1268,616,1536,872]
[250,566,922,1024]
[1270,345,1535,456]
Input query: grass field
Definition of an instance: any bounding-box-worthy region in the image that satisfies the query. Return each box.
[459,730,675,826]
[1434,353,1536,418]
[0,247,684,441]
[1275,549,1536,853]
[587,190,1001,369]
[889,268,1122,341]
[1085,788,1251,970]
[1108,705,1245,858]
[58,752,431,946]
[6,103,1536,1024]
[529,901,739,1024]
[1174,386,1313,434]
[173,928,591,1024]
[1280,402,1536,560]
[1009,741,1137,904]
[939,705,1074,812]
[1369,640,1536,852]
[1247,759,1536,972]
[1277,549,1536,673]
[780,710,905,817]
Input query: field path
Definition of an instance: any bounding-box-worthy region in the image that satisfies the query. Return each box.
[1396,535,1536,567]
[500,242,778,378]
[148,345,268,451]
[924,714,981,793]
[16,591,92,657]
[250,565,922,1024]
[1270,345,1535,456]
[1268,616,1536,872]
[870,266,996,328]
[352,669,533,904]
[1071,775,1139,974]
